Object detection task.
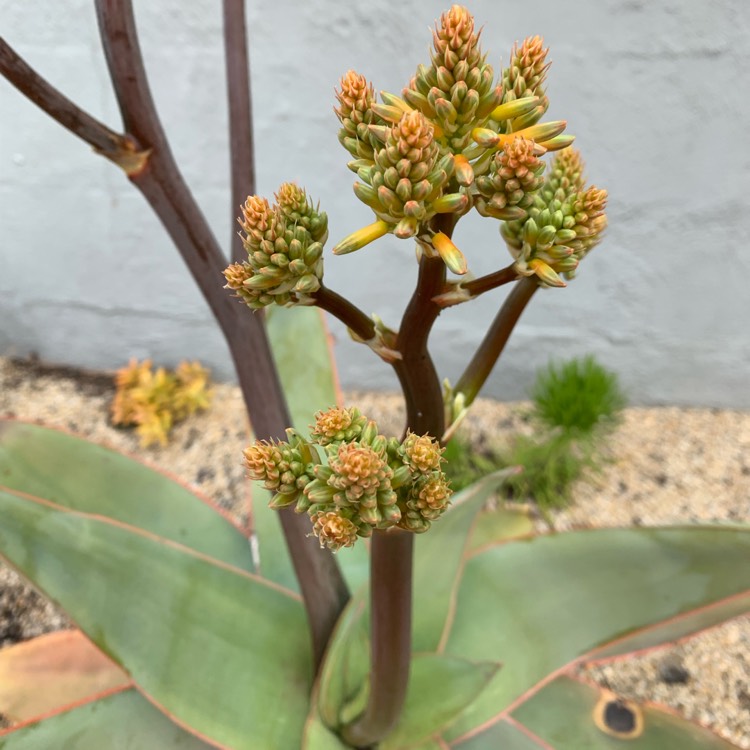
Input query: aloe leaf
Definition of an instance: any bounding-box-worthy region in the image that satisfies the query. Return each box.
[0,630,129,724]
[442,526,750,742]
[252,306,368,591]
[380,654,500,749]
[413,469,519,651]
[588,588,750,660]
[0,420,254,572]
[317,588,369,730]
[456,720,540,749]
[0,486,311,749]
[467,506,535,554]
[510,675,742,748]
[302,713,351,750]
[407,740,449,750]
[0,689,215,749]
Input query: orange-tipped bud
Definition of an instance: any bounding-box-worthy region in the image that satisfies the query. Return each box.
[529,258,566,287]
[432,231,468,275]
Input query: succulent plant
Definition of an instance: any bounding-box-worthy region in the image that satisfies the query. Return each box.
[1,4,741,750]
[111,358,212,447]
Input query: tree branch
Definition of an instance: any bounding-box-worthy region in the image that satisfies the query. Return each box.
[223,0,256,265]
[454,275,539,407]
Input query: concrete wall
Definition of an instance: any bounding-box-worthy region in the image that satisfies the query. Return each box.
[2,1,749,407]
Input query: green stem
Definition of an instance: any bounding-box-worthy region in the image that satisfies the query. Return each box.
[455,275,539,407]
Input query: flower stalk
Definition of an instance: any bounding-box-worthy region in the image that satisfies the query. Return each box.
[455,275,540,407]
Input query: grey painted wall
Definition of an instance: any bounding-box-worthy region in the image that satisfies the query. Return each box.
[2,1,749,407]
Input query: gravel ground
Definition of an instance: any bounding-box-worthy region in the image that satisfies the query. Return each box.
[0,356,748,746]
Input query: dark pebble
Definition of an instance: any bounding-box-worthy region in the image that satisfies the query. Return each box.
[659,656,690,685]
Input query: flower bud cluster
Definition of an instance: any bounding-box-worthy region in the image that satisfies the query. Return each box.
[404,5,502,154]
[475,137,545,221]
[335,71,384,162]
[500,36,550,132]
[224,184,327,309]
[330,6,578,279]
[349,110,463,241]
[243,406,453,551]
[501,148,608,286]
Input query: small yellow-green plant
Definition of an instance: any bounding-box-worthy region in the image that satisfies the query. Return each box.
[111,359,212,447]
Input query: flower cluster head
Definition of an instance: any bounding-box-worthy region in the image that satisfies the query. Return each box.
[331,6,580,279]
[224,184,327,309]
[243,407,453,550]
[501,148,608,287]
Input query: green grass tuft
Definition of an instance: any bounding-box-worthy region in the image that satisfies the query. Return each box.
[530,355,626,435]
[444,356,626,513]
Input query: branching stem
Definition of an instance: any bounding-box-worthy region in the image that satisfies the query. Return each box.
[455,275,539,407]
[450,263,518,303]
[341,217,452,748]
[313,286,376,343]
[223,0,257,265]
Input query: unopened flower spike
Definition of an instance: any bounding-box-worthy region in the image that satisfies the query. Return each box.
[310,510,360,550]
[475,136,545,221]
[404,5,503,155]
[500,147,607,285]
[334,70,384,162]
[225,189,327,309]
[275,182,329,243]
[501,35,551,131]
[310,406,368,446]
[243,435,317,512]
[337,108,465,251]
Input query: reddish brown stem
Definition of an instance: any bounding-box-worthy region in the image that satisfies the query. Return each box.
[339,529,414,749]
[313,286,376,343]
[460,264,519,299]
[341,218,452,748]
[0,38,146,171]
[223,0,257,265]
[455,275,539,407]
